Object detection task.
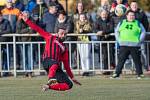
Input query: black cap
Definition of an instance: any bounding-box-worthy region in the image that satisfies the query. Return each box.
[48,2,56,7]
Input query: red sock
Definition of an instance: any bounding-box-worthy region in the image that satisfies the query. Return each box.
[49,83,70,91]
[48,64,58,78]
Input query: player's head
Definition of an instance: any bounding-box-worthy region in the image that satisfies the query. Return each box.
[126,10,135,22]
[56,28,67,42]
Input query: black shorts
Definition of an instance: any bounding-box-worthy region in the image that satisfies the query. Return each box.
[42,58,59,72]
[54,69,73,89]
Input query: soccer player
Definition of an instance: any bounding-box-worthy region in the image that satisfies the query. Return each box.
[20,12,81,91]
[112,10,146,79]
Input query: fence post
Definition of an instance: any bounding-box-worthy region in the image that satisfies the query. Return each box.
[0,45,2,77]
[13,35,17,77]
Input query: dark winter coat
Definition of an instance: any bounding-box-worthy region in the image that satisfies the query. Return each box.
[42,12,57,33]
[0,19,11,42]
[133,9,149,31]
[95,17,114,41]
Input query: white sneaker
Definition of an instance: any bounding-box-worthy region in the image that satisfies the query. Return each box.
[137,77,141,80]
[110,74,120,79]
[137,74,144,80]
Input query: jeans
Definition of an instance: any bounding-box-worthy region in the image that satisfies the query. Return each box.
[2,45,8,76]
[17,44,32,71]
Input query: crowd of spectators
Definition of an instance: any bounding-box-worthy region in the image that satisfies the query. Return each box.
[0,0,150,77]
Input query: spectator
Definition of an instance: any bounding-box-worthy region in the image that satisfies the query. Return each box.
[17,13,44,73]
[73,1,92,25]
[30,14,45,40]
[25,0,37,14]
[42,2,57,33]
[1,0,20,33]
[111,10,146,79]
[73,1,92,70]
[0,12,11,76]
[95,9,115,74]
[54,10,73,34]
[12,0,25,11]
[44,0,65,13]
[32,0,48,20]
[16,11,33,78]
[76,13,92,76]
[1,0,20,68]
[90,5,97,24]
[110,5,126,28]
[130,1,149,31]
[98,0,111,12]
[130,1,149,71]
[30,14,45,68]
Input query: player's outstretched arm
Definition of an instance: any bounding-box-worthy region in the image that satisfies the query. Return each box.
[20,12,51,39]
[61,49,81,86]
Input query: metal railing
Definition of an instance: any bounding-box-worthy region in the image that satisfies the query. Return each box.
[0,33,150,77]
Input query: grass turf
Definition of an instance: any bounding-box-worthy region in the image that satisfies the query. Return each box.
[0,75,150,100]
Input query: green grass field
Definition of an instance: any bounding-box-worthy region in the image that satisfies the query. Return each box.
[0,75,150,100]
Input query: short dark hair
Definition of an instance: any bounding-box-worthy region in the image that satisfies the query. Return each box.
[79,13,87,19]
[79,13,86,16]
[130,0,138,3]
[126,10,135,15]
[58,10,66,15]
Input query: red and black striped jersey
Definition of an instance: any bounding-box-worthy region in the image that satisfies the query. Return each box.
[42,35,65,61]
